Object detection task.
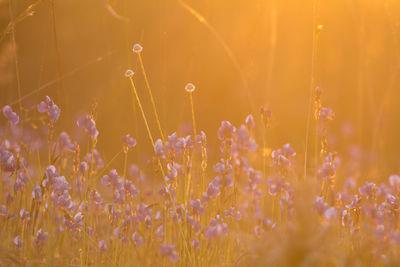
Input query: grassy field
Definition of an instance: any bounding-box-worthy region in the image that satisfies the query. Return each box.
[1,0,400,266]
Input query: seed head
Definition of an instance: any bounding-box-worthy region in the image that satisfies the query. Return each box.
[132,43,143,53]
[125,69,134,78]
[185,83,195,93]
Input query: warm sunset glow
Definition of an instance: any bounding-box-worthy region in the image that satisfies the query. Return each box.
[1,0,400,266]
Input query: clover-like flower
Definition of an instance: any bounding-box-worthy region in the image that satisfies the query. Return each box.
[122,134,136,151]
[185,83,195,93]
[98,240,107,252]
[2,105,19,125]
[37,96,60,123]
[132,43,143,53]
[77,114,99,138]
[125,69,134,77]
[14,236,22,249]
[34,229,48,246]
[159,244,179,263]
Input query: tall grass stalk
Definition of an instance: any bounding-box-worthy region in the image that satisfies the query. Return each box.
[304,0,320,180]
[136,52,166,143]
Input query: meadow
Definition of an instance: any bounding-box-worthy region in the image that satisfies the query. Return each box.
[1,0,400,266]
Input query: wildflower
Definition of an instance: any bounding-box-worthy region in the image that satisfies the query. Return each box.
[190,199,205,216]
[77,114,99,138]
[235,125,258,152]
[84,149,104,168]
[59,132,76,151]
[389,174,400,190]
[0,147,17,172]
[132,43,143,53]
[79,161,88,174]
[2,105,19,125]
[53,176,71,194]
[245,114,255,129]
[320,107,335,121]
[98,240,107,252]
[14,236,22,249]
[156,225,164,239]
[132,232,144,246]
[90,190,103,205]
[125,69,134,77]
[191,239,200,250]
[205,216,228,239]
[185,83,195,93]
[159,244,179,263]
[324,207,337,220]
[14,172,26,193]
[45,165,59,184]
[121,134,136,151]
[154,139,166,158]
[217,121,236,140]
[358,182,376,200]
[34,229,48,246]
[37,96,61,123]
[314,196,328,214]
[0,205,8,217]
[196,130,207,145]
[206,182,221,199]
[124,180,139,196]
[74,212,84,226]
[57,191,72,209]
[19,209,30,221]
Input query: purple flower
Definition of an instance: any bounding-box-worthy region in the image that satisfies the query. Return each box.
[98,240,107,252]
[121,134,136,150]
[74,212,84,226]
[389,174,400,190]
[190,199,205,216]
[14,236,22,249]
[59,132,76,151]
[14,172,26,193]
[0,147,17,172]
[90,190,103,205]
[159,244,179,263]
[37,96,60,122]
[358,182,376,200]
[217,121,236,140]
[124,180,139,196]
[320,107,335,121]
[282,144,296,157]
[57,191,72,209]
[245,114,255,129]
[205,216,228,239]
[79,161,88,174]
[196,131,207,145]
[84,149,104,168]
[34,229,48,246]
[19,209,30,221]
[32,183,42,201]
[132,232,144,246]
[53,176,71,194]
[77,114,99,138]
[154,139,166,158]
[156,225,164,239]
[206,182,221,199]
[2,105,19,125]
[191,239,200,250]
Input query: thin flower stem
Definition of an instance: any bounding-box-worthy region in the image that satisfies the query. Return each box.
[137,53,166,143]
[128,76,165,177]
[304,0,320,180]
[189,92,197,141]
